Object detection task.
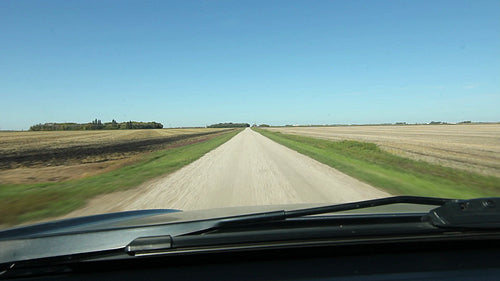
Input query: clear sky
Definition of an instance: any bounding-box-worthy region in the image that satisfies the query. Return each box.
[1,0,499,130]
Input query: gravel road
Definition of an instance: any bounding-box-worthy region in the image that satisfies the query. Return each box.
[62,128,389,218]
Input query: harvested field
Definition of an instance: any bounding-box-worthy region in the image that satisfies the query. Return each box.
[266,124,500,177]
[0,128,231,184]
[0,128,225,154]
[0,128,228,169]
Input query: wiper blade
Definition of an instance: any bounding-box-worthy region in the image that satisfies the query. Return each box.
[228,196,449,225]
[179,196,449,234]
[124,196,447,254]
[284,196,449,218]
[192,196,500,232]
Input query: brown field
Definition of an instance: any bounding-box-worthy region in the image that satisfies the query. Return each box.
[0,128,225,155]
[266,124,500,177]
[0,128,229,184]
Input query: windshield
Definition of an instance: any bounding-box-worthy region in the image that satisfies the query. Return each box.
[0,0,499,230]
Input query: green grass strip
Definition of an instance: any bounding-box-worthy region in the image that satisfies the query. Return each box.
[0,129,241,225]
[255,129,500,199]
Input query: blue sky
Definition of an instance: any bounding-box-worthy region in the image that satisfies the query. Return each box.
[1,0,499,130]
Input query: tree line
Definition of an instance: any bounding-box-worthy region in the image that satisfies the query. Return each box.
[30,119,163,131]
[207,122,250,128]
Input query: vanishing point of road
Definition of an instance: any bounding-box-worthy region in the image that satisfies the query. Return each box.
[63,128,389,217]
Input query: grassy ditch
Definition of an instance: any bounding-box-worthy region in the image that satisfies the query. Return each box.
[255,129,500,199]
[0,129,241,226]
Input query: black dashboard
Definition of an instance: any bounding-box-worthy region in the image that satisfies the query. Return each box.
[5,236,500,280]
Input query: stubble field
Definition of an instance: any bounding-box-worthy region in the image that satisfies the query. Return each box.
[267,124,500,177]
[0,128,229,183]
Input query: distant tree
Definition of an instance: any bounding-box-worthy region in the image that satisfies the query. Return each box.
[29,119,163,131]
[207,122,250,128]
[104,119,119,130]
[89,118,104,130]
[29,123,43,131]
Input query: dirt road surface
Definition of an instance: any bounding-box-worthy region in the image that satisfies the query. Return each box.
[62,128,389,218]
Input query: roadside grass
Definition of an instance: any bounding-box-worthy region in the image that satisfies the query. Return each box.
[0,129,241,226]
[255,129,500,199]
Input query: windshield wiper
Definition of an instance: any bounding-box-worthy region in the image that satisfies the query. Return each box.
[124,196,499,256]
[180,196,500,235]
[199,196,450,231]
[284,196,449,218]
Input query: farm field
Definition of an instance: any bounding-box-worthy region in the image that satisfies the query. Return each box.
[0,128,229,184]
[266,124,500,177]
[0,128,226,156]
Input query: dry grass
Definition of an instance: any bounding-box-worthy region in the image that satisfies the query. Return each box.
[266,124,500,177]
